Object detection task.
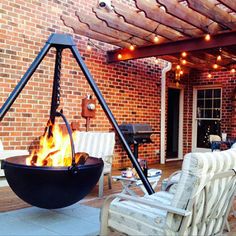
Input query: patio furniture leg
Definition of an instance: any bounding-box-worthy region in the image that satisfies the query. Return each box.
[100,195,117,236]
[108,173,112,189]
[99,174,104,198]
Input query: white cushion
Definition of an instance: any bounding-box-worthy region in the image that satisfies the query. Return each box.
[73,131,115,174]
[0,150,29,160]
[109,191,173,235]
[166,148,236,235]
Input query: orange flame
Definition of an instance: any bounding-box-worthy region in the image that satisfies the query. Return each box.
[26,124,75,167]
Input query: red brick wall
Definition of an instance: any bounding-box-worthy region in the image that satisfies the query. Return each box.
[0,0,163,168]
[174,69,236,154]
[1,0,235,168]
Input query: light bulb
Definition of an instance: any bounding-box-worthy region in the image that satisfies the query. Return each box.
[213,63,218,69]
[180,70,184,75]
[176,65,181,70]
[231,68,236,73]
[153,35,159,43]
[129,44,135,51]
[87,44,92,51]
[182,59,186,65]
[207,73,212,78]
[181,52,187,57]
[117,54,122,59]
[217,55,222,61]
[205,34,211,41]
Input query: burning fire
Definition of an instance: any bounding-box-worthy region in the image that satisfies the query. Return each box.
[26,124,87,167]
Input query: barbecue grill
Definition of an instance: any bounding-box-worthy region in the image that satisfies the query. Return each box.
[0,34,154,209]
[119,123,153,159]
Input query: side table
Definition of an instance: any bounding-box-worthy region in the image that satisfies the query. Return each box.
[112,173,161,196]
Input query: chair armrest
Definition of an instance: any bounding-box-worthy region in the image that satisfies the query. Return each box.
[0,150,29,160]
[102,193,191,217]
[101,155,113,164]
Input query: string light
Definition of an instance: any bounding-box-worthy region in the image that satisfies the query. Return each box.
[205,34,211,41]
[180,70,184,75]
[207,73,212,78]
[86,41,92,51]
[217,55,222,61]
[213,63,218,69]
[86,38,106,53]
[181,59,187,65]
[153,35,159,43]
[117,53,122,59]
[154,57,159,64]
[129,44,135,51]
[181,52,187,57]
[231,68,236,73]
[217,48,222,61]
[176,65,181,70]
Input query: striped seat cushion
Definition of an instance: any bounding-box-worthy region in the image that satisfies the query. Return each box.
[109,191,174,235]
[73,131,115,173]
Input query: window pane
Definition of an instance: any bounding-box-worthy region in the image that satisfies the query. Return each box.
[214,89,221,98]
[197,90,204,99]
[205,109,212,118]
[214,99,221,108]
[197,99,204,108]
[213,109,221,118]
[205,89,212,98]
[205,99,212,109]
[197,120,221,148]
[197,107,204,118]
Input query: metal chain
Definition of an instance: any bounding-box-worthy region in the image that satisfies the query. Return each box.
[55,48,62,110]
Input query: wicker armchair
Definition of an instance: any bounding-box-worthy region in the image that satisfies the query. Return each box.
[100,148,236,235]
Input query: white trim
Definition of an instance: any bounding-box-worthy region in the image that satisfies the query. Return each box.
[160,62,172,164]
[166,157,183,162]
[178,88,184,159]
[192,86,222,152]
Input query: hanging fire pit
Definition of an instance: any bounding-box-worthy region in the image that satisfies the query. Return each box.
[0,34,154,209]
[2,155,103,209]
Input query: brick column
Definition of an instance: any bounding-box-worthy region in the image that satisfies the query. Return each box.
[231,88,236,137]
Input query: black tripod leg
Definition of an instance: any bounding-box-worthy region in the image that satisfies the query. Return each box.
[70,45,154,195]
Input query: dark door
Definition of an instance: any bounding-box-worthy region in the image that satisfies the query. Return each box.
[167,88,180,159]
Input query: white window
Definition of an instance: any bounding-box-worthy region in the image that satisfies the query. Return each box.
[193,88,221,150]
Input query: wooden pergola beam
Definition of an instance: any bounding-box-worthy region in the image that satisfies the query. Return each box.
[107,31,236,63]
[112,2,185,41]
[217,0,236,12]
[186,0,236,29]
[93,8,167,44]
[75,12,147,46]
[157,0,221,34]
[134,0,203,37]
[60,16,130,48]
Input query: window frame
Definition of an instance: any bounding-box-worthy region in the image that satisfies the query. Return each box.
[192,85,222,152]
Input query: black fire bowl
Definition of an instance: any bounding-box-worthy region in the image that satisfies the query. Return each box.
[1,156,104,209]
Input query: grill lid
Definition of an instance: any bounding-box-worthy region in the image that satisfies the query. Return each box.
[119,123,153,144]
[119,123,152,134]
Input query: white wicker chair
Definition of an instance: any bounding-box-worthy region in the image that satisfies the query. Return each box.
[73,131,115,198]
[0,140,29,186]
[100,148,236,235]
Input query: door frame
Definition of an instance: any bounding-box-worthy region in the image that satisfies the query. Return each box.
[165,85,184,162]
